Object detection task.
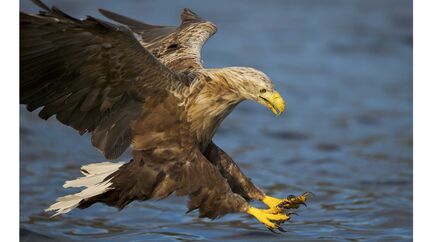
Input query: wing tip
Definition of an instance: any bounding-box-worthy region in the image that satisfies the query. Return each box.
[30,0,50,11]
[98,8,152,29]
[29,0,81,22]
[181,8,204,23]
[98,8,118,20]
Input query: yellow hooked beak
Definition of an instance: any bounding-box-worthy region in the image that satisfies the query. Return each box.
[258,90,286,116]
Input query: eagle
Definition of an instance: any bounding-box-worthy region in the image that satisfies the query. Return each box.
[20,0,308,232]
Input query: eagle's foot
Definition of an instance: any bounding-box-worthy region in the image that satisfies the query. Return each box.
[262,192,309,211]
[246,206,292,232]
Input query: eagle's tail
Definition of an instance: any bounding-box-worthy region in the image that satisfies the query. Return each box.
[45,161,125,216]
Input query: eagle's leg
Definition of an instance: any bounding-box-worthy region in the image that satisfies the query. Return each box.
[204,142,309,213]
[204,142,265,200]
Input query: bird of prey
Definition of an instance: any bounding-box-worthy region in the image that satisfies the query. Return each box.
[20,0,308,232]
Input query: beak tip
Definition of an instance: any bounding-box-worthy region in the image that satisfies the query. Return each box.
[260,90,286,116]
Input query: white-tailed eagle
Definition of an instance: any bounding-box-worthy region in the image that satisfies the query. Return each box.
[20,0,308,232]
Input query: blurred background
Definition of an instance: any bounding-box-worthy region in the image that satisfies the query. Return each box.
[20,0,412,241]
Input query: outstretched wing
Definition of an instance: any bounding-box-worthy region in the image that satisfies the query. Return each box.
[20,0,188,159]
[99,8,217,71]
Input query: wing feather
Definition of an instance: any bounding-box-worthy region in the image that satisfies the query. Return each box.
[20,1,188,159]
[99,7,217,71]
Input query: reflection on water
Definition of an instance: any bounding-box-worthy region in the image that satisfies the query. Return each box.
[20,0,412,241]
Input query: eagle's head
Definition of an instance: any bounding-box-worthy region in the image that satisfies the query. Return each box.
[218,67,286,116]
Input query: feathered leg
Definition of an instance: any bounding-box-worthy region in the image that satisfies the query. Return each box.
[203,142,265,200]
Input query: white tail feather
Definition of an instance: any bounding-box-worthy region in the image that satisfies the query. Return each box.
[46,161,125,216]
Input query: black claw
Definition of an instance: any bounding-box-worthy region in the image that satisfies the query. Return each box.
[278,227,287,232]
[301,202,307,207]
[288,212,299,216]
[268,227,280,234]
[276,219,287,224]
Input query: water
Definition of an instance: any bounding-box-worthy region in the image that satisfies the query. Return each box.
[20,0,412,241]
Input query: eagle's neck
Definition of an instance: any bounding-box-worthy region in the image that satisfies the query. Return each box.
[186,69,243,149]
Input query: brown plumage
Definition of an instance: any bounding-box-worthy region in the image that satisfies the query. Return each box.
[21,0,308,231]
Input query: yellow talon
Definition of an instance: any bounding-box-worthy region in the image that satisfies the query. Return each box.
[263,192,309,210]
[262,196,284,209]
[247,192,309,231]
[265,212,290,221]
[247,207,290,230]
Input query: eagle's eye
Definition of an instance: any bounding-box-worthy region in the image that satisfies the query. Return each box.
[259,88,267,94]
